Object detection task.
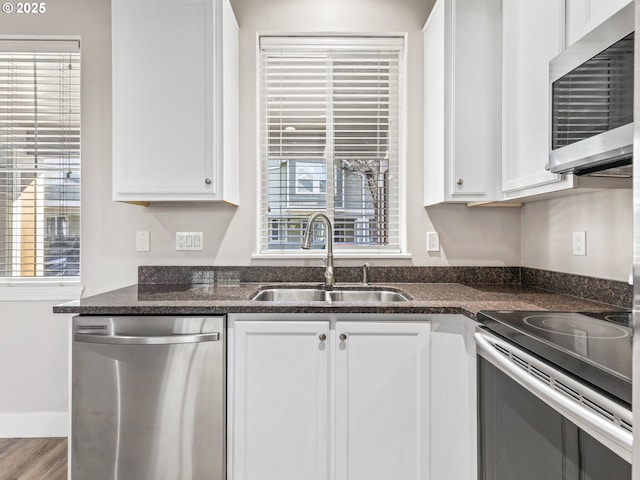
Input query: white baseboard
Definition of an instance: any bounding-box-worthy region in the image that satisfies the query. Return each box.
[0,412,68,438]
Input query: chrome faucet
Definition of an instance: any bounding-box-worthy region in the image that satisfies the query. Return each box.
[301,212,335,287]
[362,262,370,285]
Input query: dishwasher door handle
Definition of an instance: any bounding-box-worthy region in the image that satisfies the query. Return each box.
[74,332,220,345]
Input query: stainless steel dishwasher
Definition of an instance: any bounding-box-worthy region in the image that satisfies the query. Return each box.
[72,316,225,480]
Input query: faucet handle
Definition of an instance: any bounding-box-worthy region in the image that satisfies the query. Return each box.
[325,265,334,281]
[362,262,370,285]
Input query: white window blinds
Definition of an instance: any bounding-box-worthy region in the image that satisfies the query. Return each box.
[259,36,404,253]
[0,40,80,279]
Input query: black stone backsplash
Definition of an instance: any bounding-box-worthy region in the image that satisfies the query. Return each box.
[138,265,521,286]
[521,267,632,309]
[138,265,632,308]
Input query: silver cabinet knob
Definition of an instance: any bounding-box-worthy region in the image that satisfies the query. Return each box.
[319,333,327,341]
[339,333,347,341]
[544,163,550,171]
[456,178,464,186]
[204,178,212,185]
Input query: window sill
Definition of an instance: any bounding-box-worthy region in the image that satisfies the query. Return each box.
[0,280,83,302]
[252,252,412,260]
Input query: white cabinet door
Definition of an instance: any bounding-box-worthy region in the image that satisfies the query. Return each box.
[501,0,574,199]
[231,321,330,480]
[112,0,239,203]
[335,322,430,480]
[424,0,501,205]
[565,0,633,46]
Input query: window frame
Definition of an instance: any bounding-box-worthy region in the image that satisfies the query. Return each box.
[255,34,408,259]
[0,35,82,299]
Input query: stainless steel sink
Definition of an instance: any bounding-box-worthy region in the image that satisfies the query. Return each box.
[252,288,409,302]
[252,288,327,302]
[328,290,408,302]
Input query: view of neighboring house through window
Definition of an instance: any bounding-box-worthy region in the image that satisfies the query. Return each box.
[0,40,80,279]
[260,36,404,253]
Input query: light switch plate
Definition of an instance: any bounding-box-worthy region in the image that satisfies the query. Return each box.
[176,232,204,251]
[136,231,150,252]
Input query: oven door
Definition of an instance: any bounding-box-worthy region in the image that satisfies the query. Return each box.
[475,330,631,480]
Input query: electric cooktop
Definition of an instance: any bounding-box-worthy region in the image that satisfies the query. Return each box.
[477,310,632,406]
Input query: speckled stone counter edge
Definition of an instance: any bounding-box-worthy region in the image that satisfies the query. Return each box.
[138,266,632,308]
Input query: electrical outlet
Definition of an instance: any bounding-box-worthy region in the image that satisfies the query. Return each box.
[136,231,150,252]
[573,231,586,256]
[427,232,440,252]
[176,232,204,251]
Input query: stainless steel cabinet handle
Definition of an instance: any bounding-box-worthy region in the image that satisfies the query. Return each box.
[319,333,327,341]
[456,178,464,186]
[205,178,212,185]
[339,333,347,341]
[74,332,220,345]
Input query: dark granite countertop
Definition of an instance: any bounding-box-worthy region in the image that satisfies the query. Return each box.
[53,282,625,319]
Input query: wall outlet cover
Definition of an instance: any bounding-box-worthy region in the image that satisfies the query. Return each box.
[176,232,204,251]
[573,231,586,256]
[427,232,440,252]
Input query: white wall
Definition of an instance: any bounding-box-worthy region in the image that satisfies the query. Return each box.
[0,0,111,437]
[0,0,630,436]
[2,0,524,299]
[521,189,633,282]
[229,0,522,270]
[0,0,519,436]
[0,302,70,437]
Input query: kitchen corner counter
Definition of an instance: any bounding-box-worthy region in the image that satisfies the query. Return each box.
[52,282,625,319]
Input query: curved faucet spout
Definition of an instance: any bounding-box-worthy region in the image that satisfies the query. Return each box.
[301,212,334,286]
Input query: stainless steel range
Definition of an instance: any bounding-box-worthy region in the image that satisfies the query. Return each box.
[476,310,632,479]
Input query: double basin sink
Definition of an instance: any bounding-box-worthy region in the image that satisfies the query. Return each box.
[253,287,409,303]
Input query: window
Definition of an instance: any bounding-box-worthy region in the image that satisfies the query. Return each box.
[0,40,81,280]
[259,36,404,253]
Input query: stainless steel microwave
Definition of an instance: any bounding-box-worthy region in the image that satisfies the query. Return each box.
[549,3,634,177]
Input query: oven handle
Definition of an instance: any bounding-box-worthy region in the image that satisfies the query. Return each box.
[474,330,632,463]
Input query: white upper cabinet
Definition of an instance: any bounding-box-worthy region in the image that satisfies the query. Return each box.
[424,0,502,205]
[501,0,631,201]
[112,0,239,203]
[565,0,633,46]
[501,0,575,199]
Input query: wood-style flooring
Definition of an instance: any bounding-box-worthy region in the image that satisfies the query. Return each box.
[0,438,67,480]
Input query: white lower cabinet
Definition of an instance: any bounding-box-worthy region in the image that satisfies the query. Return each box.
[334,322,430,480]
[231,320,329,480]
[229,317,430,480]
